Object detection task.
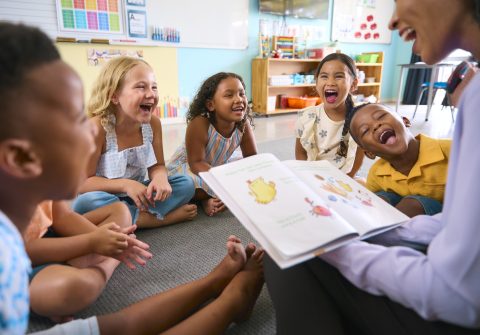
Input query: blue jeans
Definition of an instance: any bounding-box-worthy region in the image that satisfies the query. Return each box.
[72,174,194,223]
[376,191,442,216]
[29,228,64,282]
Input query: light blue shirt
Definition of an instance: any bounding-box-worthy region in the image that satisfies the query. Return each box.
[0,210,31,335]
[0,211,100,335]
[322,72,480,328]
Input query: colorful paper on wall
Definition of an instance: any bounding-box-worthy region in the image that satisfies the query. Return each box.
[57,0,124,34]
[87,48,143,66]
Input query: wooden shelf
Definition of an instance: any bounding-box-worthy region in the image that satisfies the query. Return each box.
[268,84,316,88]
[271,108,299,114]
[265,58,322,63]
[354,62,383,67]
[357,82,381,87]
[255,108,300,116]
[251,53,384,115]
[355,52,384,102]
[252,57,322,115]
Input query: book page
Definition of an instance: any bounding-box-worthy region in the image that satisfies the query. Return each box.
[205,153,357,258]
[201,172,320,268]
[283,160,409,235]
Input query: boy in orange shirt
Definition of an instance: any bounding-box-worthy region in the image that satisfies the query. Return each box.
[349,103,451,217]
[25,200,152,322]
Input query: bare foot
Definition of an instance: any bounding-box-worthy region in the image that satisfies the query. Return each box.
[201,197,226,216]
[67,253,108,268]
[221,247,265,323]
[137,204,198,228]
[245,242,256,259]
[208,235,249,296]
[162,204,198,224]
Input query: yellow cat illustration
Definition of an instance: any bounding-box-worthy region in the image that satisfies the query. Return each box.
[247,177,277,204]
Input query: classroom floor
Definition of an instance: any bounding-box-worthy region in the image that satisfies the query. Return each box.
[162,103,457,162]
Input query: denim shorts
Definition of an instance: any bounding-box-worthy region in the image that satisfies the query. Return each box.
[376,191,442,216]
[29,228,65,282]
[72,174,194,224]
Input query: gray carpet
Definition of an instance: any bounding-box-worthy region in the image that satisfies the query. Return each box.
[28,136,296,334]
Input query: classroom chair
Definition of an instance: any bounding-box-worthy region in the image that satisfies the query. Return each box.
[412,81,455,122]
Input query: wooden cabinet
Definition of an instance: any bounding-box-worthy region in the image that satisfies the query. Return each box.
[355,51,384,103]
[251,58,321,115]
[251,52,384,115]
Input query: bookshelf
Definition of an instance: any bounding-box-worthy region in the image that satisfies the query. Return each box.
[251,58,320,115]
[355,52,384,103]
[251,53,384,115]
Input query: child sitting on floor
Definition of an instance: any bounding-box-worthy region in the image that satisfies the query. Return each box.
[167,72,257,216]
[0,22,264,335]
[295,53,364,178]
[72,56,197,228]
[25,200,151,323]
[349,103,451,217]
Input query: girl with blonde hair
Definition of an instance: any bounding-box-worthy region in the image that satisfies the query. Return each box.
[73,56,197,228]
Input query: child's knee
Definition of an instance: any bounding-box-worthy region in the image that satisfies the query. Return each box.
[172,175,195,201]
[72,191,117,214]
[396,197,428,217]
[61,273,105,305]
[31,270,103,312]
[108,202,132,228]
[403,195,442,216]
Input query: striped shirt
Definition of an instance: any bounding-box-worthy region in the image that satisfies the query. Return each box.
[167,124,243,196]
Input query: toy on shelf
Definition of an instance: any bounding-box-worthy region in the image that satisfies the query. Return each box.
[259,34,271,58]
[294,37,307,59]
[273,36,294,59]
[271,49,283,58]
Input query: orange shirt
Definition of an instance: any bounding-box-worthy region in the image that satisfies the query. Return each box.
[23,200,53,243]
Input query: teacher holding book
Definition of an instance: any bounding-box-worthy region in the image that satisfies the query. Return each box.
[264,1,480,334]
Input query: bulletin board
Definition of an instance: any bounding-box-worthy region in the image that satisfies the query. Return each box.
[0,0,249,49]
[331,0,394,44]
[56,0,124,34]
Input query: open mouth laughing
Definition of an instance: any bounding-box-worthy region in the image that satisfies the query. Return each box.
[140,103,154,113]
[399,27,416,43]
[324,90,338,103]
[232,105,245,114]
[379,129,396,145]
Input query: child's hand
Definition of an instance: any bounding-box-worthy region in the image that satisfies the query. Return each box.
[147,176,172,203]
[124,179,153,210]
[89,222,129,256]
[113,224,153,269]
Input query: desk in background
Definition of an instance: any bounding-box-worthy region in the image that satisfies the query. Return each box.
[396,63,456,120]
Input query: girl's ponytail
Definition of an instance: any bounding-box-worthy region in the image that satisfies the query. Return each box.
[336,93,354,158]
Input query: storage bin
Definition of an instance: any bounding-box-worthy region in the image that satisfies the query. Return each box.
[287,96,319,109]
[267,96,277,111]
[307,48,324,59]
[304,74,315,84]
[293,74,305,85]
[357,53,379,63]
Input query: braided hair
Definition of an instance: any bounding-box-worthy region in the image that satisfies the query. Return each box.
[315,53,358,158]
[186,72,253,132]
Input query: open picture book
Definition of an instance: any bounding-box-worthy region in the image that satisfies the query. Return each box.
[200,153,409,269]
